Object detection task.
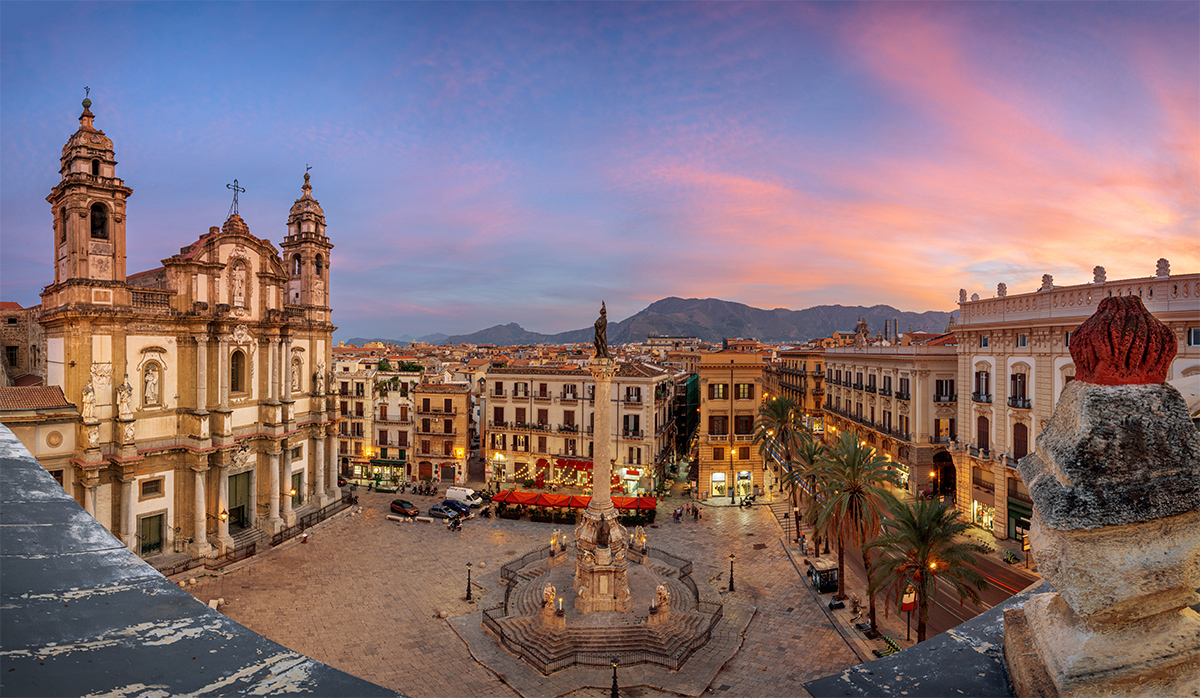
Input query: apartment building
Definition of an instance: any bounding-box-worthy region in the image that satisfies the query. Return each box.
[481,363,674,493]
[696,350,766,501]
[333,358,375,474]
[822,338,959,499]
[411,384,471,484]
[768,348,826,432]
[952,265,1200,541]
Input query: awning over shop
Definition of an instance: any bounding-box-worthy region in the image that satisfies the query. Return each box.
[491,491,658,511]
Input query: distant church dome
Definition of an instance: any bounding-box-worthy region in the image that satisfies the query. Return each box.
[289,172,325,218]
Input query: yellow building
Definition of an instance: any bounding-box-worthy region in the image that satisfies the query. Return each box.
[768,348,826,432]
[697,350,765,501]
[411,383,470,484]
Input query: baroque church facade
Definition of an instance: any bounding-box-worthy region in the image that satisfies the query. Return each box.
[37,97,339,559]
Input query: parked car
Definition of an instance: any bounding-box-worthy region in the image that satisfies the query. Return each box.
[428,505,460,519]
[441,499,472,518]
[337,476,347,487]
[390,499,418,516]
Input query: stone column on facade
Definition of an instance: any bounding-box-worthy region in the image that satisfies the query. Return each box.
[281,337,293,407]
[327,426,341,500]
[120,476,136,551]
[83,480,98,517]
[218,337,230,411]
[281,441,295,526]
[268,337,279,403]
[267,448,283,534]
[190,467,212,558]
[313,434,328,507]
[194,336,209,413]
[216,454,233,553]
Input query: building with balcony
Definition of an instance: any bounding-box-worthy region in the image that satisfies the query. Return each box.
[696,350,766,501]
[952,264,1200,540]
[767,348,825,432]
[411,383,470,484]
[481,363,674,493]
[822,338,958,499]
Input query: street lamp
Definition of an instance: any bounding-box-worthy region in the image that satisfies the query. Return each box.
[466,561,473,602]
[610,657,620,698]
[728,553,736,593]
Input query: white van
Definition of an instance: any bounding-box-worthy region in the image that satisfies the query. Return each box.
[445,486,483,508]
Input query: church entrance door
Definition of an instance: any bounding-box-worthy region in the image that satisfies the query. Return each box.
[228,471,251,530]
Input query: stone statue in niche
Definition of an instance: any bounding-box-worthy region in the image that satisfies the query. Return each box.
[959,289,967,303]
[292,359,301,392]
[232,265,246,306]
[593,302,610,359]
[144,365,159,405]
[116,374,133,420]
[81,379,95,421]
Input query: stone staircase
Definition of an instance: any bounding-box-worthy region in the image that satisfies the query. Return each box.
[494,610,712,670]
[231,526,266,550]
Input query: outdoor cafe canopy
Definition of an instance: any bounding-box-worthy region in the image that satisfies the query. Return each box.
[490,490,657,511]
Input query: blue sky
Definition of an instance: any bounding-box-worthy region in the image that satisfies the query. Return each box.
[2,2,1196,341]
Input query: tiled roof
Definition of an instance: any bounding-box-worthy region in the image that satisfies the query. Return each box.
[414,384,470,393]
[0,386,73,411]
[0,301,23,310]
[921,332,958,346]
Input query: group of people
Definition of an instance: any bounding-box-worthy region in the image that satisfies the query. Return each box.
[672,503,702,523]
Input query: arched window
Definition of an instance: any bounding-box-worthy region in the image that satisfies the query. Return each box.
[292,254,302,276]
[231,350,246,393]
[59,207,67,243]
[1013,422,1029,460]
[90,203,108,239]
[91,159,100,176]
[314,254,324,276]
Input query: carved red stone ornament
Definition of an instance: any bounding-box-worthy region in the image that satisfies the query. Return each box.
[1070,296,1176,385]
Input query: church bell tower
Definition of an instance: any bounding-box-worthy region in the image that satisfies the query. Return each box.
[45,96,133,306]
[281,172,333,310]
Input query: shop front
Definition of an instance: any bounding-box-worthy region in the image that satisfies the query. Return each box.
[709,471,726,498]
[972,491,996,532]
[368,456,406,486]
[1007,498,1032,541]
[736,470,753,497]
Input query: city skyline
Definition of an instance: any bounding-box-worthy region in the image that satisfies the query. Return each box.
[1,2,1196,340]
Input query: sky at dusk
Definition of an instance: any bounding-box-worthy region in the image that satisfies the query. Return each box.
[2,2,1196,341]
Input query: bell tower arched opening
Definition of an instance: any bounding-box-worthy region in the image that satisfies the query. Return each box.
[90,203,109,239]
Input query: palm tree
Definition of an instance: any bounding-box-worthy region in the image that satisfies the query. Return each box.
[868,497,989,643]
[753,396,803,533]
[813,432,900,634]
[784,431,827,550]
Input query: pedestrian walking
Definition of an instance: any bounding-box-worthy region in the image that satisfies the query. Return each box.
[692,506,699,522]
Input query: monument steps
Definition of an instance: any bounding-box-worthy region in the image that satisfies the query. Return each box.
[497,612,709,662]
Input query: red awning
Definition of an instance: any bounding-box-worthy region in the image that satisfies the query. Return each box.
[636,496,658,510]
[535,493,572,508]
[490,490,516,504]
[567,495,591,509]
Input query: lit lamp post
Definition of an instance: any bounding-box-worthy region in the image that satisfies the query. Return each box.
[610,657,620,698]
[465,561,473,602]
[728,553,736,593]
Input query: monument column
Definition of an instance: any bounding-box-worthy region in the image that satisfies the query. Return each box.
[588,359,618,516]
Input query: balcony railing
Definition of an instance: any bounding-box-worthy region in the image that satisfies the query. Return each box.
[708,434,728,442]
[622,430,645,439]
[865,385,877,394]
[559,392,579,403]
[972,478,996,493]
[852,382,864,390]
[933,393,957,403]
[1007,396,1032,409]
[733,434,754,442]
[933,435,955,444]
[879,387,892,397]
[969,445,991,459]
[972,392,993,404]
[417,406,458,414]
[533,393,552,402]
[558,424,579,433]
[895,391,911,401]
[810,370,823,378]
[622,395,644,404]
[492,390,507,398]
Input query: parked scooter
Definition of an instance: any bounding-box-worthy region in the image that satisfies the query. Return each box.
[739,494,756,509]
[480,506,492,518]
[447,516,463,532]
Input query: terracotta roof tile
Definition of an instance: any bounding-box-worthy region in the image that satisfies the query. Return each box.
[0,301,23,310]
[0,386,73,411]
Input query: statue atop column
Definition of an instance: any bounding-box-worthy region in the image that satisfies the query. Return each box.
[593,302,610,359]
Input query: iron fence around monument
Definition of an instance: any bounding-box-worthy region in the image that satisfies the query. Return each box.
[271,492,356,547]
[645,546,700,603]
[500,546,553,586]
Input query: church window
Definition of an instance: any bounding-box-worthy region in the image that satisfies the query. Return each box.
[91,159,100,176]
[315,254,324,276]
[231,350,247,393]
[90,203,108,239]
[292,254,301,276]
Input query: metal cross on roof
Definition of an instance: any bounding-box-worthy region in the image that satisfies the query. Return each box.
[226,179,245,216]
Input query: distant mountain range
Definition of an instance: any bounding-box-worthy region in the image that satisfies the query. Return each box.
[436,297,956,346]
[344,333,448,347]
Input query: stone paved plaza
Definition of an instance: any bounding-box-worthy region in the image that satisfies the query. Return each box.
[184,488,860,698]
